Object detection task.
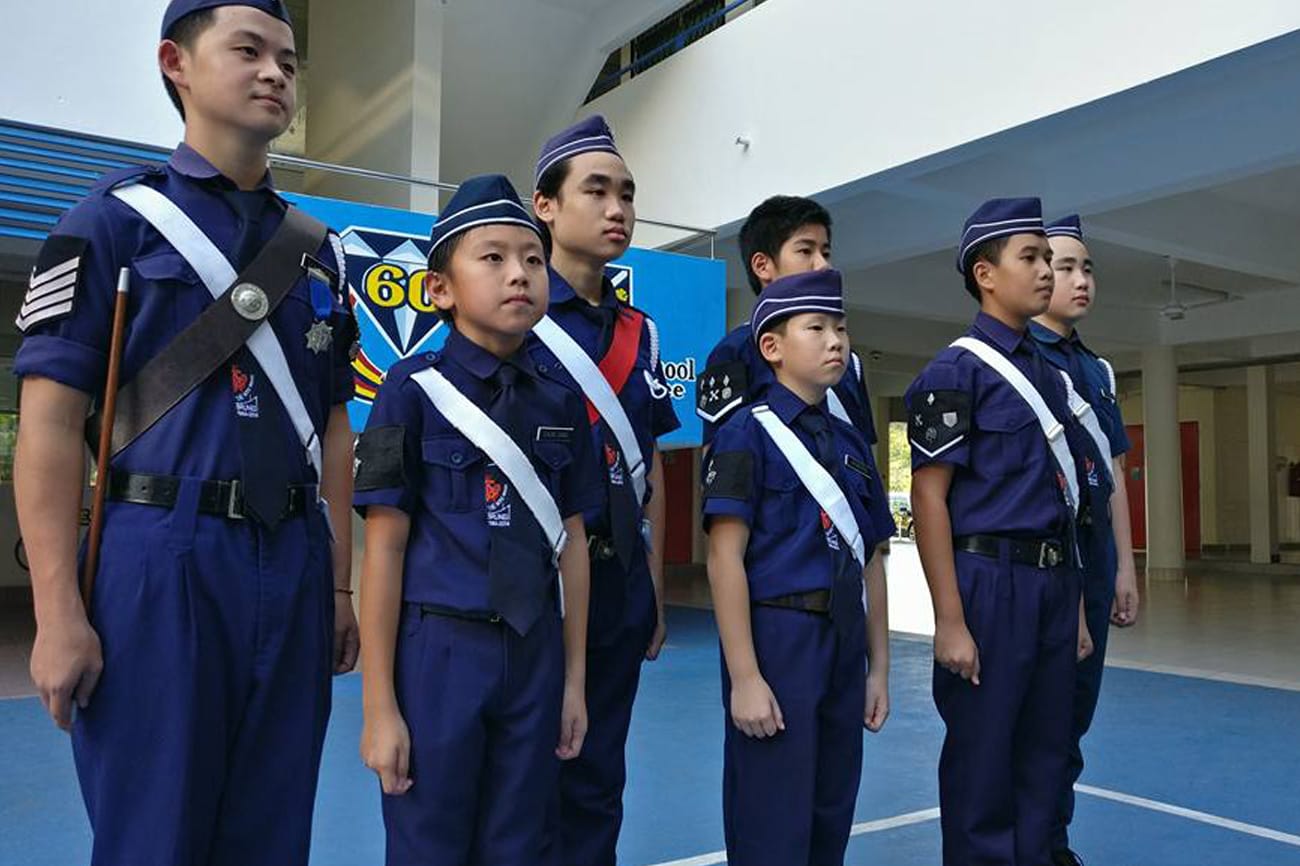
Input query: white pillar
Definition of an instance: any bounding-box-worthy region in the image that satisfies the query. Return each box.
[871,382,891,496]
[1141,346,1185,579]
[1247,365,1279,564]
[306,0,444,210]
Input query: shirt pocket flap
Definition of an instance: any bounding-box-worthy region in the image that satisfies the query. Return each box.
[131,249,202,285]
[976,400,1038,433]
[422,435,484,469]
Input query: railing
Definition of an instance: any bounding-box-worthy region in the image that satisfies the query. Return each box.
[0,119,717,256]
[587,0,755,101]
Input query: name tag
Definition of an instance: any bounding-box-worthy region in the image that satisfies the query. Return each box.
[844,455,874,481]
[535,426,574,443]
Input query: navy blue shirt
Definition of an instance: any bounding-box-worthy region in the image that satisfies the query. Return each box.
[527,266,680,530]
[700,322,876,446]
[353,329,604,608]
[906,312,1088,539]
[13,143,355,486]
[1030,322,1130,458]
[701,383,895,601]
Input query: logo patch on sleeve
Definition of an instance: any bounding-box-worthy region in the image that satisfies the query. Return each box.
[696,359,748,424]
[908,390,971,459]
[703,450,753,501]
[15,234,88,332]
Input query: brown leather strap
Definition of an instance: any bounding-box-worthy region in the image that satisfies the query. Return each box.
[87,206,328,455]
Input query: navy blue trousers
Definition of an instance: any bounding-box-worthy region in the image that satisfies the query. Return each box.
[722,604,867,866]
[73,492,334,866]
[935,547,1080,866]
[549,553,656,866]
[1052,523,1118,851]
[384,606,563,866]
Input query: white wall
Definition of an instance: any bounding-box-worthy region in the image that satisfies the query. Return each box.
[0,0,181,146]
[588,0,1300,231]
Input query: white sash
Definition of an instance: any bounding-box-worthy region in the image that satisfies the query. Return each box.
[751,404,866,569]
[533,315,647,502]
[409,366,569,614]
[950,336,1079,516]
[111,183,322,483]
[1059,370,1116,487]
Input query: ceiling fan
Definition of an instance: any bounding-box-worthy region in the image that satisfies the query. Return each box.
[1159,256,1241,321]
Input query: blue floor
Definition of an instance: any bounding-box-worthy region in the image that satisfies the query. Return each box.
[2,606,1299,865]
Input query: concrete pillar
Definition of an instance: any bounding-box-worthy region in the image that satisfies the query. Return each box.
[1247,365,1280,564]
[1141,346,1185,579]
[306,0,444,211]
[870,378,891,495]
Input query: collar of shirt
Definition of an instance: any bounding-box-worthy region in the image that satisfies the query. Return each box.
[169,142,280,197]
[765,380,829,427]
[548,266,619,312]
[973,310,1030,355]
[442,328,538,381]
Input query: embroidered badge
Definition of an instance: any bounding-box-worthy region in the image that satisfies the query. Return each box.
[820,509,841,551]
[605,443,625,486]
[16,234,87,332]
[909,389,970,459]
[1085,456,1099,488]
[485,469,512,527]
[231,364,259,419]
[695,359,748,423]
[305,319,334,354]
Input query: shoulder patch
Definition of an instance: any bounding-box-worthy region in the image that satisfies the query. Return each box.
[696,359,748,424]
[908,389,971,459]
[354,425,409,491]
[16,234,88,332]
[703,450,753,501]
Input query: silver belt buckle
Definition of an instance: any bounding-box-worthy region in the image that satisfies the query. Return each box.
[1039,542,1059,568]
[226,479,246,520]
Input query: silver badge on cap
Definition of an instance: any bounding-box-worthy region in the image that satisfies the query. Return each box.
[231,283,269,321]
[305,319,333,354]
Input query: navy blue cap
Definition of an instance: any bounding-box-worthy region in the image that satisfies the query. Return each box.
[1045,214,1084,241]
[535,115,621,185]
[956,197,1045,274]
[428,174,541,260]
[751,269,845,341]
[162,0,291,39]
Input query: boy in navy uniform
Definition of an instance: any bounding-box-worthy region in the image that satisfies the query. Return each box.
[703,270,892,866]
[15,3,357,864]
[1031,215,1140,866]
[907,198,1093,866]
[355,174,602,866]
[697,196,876,444]
[530,116,680,866]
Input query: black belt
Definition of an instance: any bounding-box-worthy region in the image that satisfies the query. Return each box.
[588,534,618,561]
[954,534,1066,569]
[106,471,314,521]
[753,589,831,615]
[415,602,503,624]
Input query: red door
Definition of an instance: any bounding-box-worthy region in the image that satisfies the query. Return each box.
[1125,425,1146,549]
[1181,421,1201,553]
[1123,422,1200,554]
[662,449,695,565]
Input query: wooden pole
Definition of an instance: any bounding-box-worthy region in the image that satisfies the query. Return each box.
[81,267,131,607]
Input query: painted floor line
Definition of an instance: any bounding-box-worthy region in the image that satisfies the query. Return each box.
[1077,784,1300,847]
[644,807,941,866]
[1102,657,1300,692]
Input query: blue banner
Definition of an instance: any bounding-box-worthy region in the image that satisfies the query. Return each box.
[286,192,723,448]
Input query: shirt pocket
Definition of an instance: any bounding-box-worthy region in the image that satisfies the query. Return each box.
[973,399,1042,473]
[531,438,576,501]
[131,249,208,334]
[757,461,802,529]
[422,434,486,512]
